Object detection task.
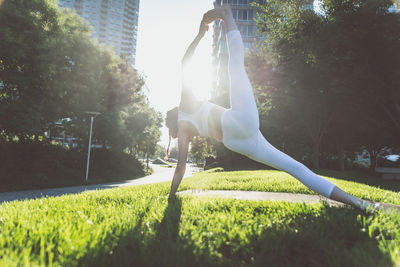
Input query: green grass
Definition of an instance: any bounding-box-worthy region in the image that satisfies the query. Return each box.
[0,169,400,266]
[179,168,400,205]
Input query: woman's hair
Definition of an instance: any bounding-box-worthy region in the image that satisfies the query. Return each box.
[165,106,179,139]
[164,106,179,160]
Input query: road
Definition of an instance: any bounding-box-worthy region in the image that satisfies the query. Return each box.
[0,163,200,204]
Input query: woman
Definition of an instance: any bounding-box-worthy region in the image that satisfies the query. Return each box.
[165,5,379,210]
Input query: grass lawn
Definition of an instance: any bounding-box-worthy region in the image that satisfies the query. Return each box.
[179,168,400,205]
[0,169,399,266]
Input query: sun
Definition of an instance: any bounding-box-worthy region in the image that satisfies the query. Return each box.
[181,33,214,102]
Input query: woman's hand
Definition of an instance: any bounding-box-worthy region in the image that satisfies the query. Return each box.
[198,19,209,38]
[169,131,190,196]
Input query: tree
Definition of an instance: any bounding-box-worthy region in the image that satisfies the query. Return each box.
[252,0,336,168]
[250,0,400,169]
[0,0,101,138]
[190,137,215,166]
[0,0,162,156]
[168,146,179,160]
[321,0,400,170]
[121,94,162,158]
[153,144,167,159]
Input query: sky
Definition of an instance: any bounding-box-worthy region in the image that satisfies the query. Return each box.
[135,0,216,149]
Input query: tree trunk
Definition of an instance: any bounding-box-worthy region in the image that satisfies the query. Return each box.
[369,155,376,172]
[336,142,345,171]
[306,113,331,170]
[370,154,377,172]
[311,140,320,169]
[102,140,106,150]
[367,148,377,173]
[146,143,149,170]
[382,102,400,135]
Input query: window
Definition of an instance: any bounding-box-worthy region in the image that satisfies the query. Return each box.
[238,9,248,20]
[238,25,254,37]
[226,0,238,4]
[232,9,238,19]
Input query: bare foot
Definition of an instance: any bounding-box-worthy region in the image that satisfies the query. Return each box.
[203,5,233,24]
[374,202,400,212]
[361,200,400,212]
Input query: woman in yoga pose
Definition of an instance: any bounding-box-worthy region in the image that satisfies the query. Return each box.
[166,5,382,210]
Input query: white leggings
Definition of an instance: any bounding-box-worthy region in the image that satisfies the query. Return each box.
[221,30,336,198]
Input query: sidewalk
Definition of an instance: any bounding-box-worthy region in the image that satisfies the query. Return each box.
[178,189,345,207]
[0,164,199,204]
[5,166,393,209]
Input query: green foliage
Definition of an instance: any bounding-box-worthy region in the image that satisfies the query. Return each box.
[249,0,400,169]
[168,145,179,160]
[1,0,95,136]
[153,143,168,159]
[1,170,400,266]
[0,141,145,192]
[0,0,162,155]
[94,93,162,156]
[190,137,215,165]
[180,169,400,204]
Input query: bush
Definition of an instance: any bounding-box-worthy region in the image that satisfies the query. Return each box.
[0,142,146,192]
[89,148,145,180]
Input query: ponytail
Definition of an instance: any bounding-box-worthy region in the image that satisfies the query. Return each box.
[164,134,171,161]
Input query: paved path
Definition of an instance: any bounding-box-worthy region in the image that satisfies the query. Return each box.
[178,189,345,207]
[3,166,399,211]
[0,164,199,204]
[0,164,343,207]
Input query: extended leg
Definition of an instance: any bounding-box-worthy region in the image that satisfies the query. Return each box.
[247,132,336,198]
[207,8,379,211]
[246,131,375,209]
[204,6,258,122]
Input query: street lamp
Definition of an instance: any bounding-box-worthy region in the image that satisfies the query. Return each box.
[143,129,150,172]
[85,111,101,182]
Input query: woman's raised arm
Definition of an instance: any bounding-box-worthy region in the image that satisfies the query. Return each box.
[180,19,209,110]
[181,19,208,67]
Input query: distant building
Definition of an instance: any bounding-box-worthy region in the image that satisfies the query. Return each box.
[58,0,140,65]
[211,0,313,105]
[211,0,263,105]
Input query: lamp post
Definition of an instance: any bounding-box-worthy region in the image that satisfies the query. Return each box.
[143,129,150,172]
[85,111,101,182]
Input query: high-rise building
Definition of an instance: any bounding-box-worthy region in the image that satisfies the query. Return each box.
[58,0,139,65]
[211,0,264,105]
[211,0,312,105]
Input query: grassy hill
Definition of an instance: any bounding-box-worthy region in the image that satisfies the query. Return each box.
[0,169,399,266]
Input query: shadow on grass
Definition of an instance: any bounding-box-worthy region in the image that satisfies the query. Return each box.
[315,169,400,192]
[157,196,182,242]
[81,196,226,267]
[0,182,137,204]
[249,206,392,267]
[77,200,393,267]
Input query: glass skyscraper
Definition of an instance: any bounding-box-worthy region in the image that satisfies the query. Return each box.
[211,0,313,104]
[58,0,139,65]
[211,0,263,105]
